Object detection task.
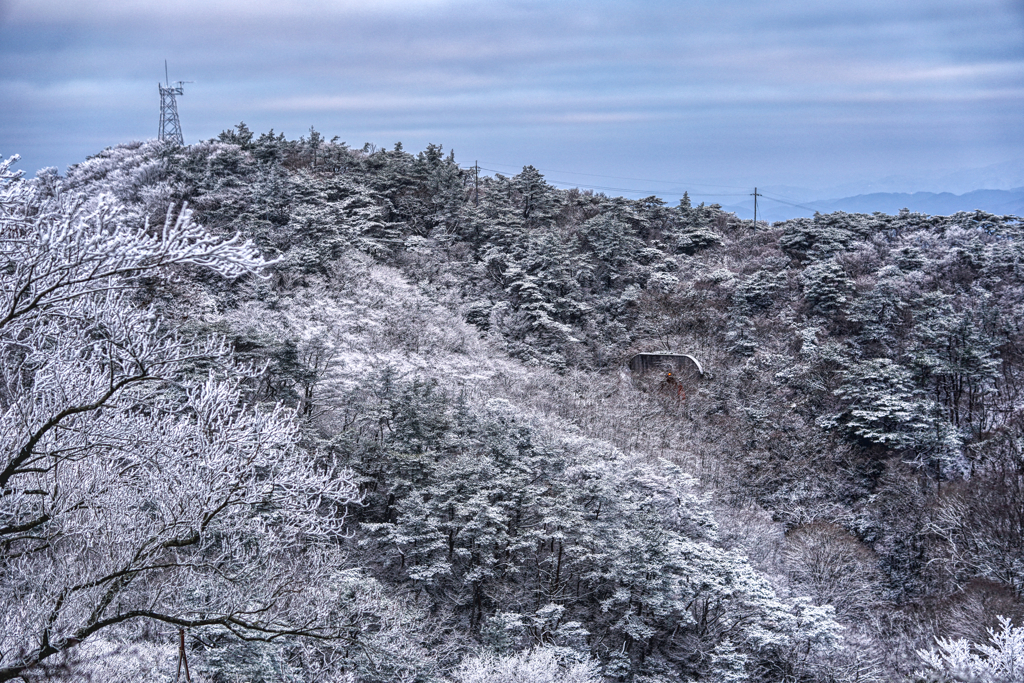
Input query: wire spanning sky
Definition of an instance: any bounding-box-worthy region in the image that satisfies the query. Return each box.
[2,0,1023,201]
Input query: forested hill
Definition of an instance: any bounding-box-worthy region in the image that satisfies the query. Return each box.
[2,127,1023,682]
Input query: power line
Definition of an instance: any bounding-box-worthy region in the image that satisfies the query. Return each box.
[541,180,745,198]
[468,166,746,198]
[470,160,749,191]
[462,162,823,211]
[758,192,821,213]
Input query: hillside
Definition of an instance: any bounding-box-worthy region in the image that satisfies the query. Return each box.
[2,128,1024,682]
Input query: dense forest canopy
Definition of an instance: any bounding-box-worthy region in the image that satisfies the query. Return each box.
[2,126,1023,682]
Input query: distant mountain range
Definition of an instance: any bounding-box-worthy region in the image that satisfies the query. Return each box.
[722,187,1024,223]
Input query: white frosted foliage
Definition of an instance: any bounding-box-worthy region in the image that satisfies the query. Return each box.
[918,617,1024,683]
[0,156,360,680]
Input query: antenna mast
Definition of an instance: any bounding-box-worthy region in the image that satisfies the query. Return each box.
[158,60,186,145]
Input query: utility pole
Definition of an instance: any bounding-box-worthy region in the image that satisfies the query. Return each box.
[751,187,762,226]
[158,60,188,145]
[474,161,479,206]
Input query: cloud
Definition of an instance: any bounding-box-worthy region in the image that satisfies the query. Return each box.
[4,0,456,23]
[1,0,1022,189]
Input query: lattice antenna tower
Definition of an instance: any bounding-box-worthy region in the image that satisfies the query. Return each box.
[158,60,189,145]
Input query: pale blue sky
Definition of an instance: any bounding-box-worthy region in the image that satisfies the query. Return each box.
[2,0,1022,202]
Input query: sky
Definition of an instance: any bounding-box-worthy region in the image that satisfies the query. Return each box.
[2,0,1023,208]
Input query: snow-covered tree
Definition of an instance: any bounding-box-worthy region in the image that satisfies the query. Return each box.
[0,155,361,681]
[918,617,1024,682]
[39,129,1024,682]
[451,646,600,683]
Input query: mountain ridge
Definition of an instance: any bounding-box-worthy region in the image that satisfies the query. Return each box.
[722,187,1024,222]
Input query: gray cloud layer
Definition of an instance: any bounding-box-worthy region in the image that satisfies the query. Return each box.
[2,0,1022,196]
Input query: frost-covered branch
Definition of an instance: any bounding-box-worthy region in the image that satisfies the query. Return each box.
[1,166,264,329]
[0,163,361,681]
[918,617,1024,682]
